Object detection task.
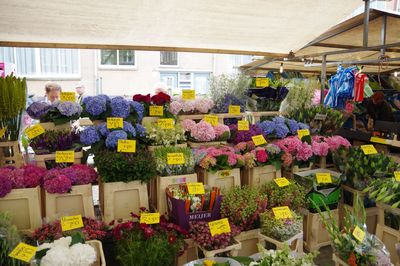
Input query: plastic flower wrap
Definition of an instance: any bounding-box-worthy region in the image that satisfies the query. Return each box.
[111,96,130,118]
[144,122,186,146]
[169,97,214,115]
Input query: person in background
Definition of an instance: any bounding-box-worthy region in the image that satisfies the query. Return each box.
[75,83,85,104]
[44,82,61,104]
[367,91,394,130]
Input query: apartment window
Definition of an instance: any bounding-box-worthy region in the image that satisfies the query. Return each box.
[160,51,178,66]
[101,50,135,66]
[161,72,210,95]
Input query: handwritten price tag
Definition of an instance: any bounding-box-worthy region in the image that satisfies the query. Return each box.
[228,105,241,115]
[272,206,292,219]
[25,124,45,139]
[182,89,195,100]
[252,135,267,146]
[297,129,310,140]
[117,139,136,153]
[237,120,249,131]
[361,144,378,155]
[274,177,290,187]
[316,173,332,184]
[395,171,400,182]
[370,136,389,145]
[187,182,205,195]
[0,127,7,138]
[255,77,269,88]
[140,213,160,224]
[314,113,327,121]
[60,92,76,102]
[60,215,83,231]
[204,115,218,126]
[149,106,164,116]
[352,226,366,242]
[8,242,37,263]
[157,118,174,129]
[167,153,185,165]
[55,151,75,163]
[107,117,123,129]
[208,218,231,237]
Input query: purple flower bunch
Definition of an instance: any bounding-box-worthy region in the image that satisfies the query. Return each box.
[111,96,131,118]
[212,94,246,114]
[26,102,53,119]
[80,126,101,146]
[228,124,262,144]
[257,117,309,139]
[57,101,82,117]
[29,129,80,154]
[0,168,13,197]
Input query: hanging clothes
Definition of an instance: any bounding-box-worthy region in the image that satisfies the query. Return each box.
[324,65,356,109]
[354,72,368,102]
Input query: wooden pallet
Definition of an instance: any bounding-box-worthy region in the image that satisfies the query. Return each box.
[0,140,23,167]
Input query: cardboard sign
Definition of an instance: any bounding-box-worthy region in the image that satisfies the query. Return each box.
[140,213,160,224]
[157,118,174,129]
[228,105,241,115]
[117,139,136,153]
[252,135,267,146]
[25,124,45,139]
[274,177,290,187]
[255,77,269,88]
[8,242,37,263]
[297,129,310,140]
[182,89,195,100]
[0,127,7,138]
[167,153,185,165]
[394,171,400,182]
[272,206,292,219]
[149,106,164,116]
[187,182,205,195]
[208,218,231,237]
[314,114,327,121]
[60,215,84,231]
[107,117,123,129]
[60,92,76,102]
[237,120,249,131]
[361,144,378,155]
[370,136,388,145]
[204,115,219,126]
[55,151,75,163]
[352,226,366,242]
[316,173,332,184]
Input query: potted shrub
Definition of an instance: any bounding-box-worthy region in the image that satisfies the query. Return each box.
[181,119,230,148]
[0,212,24,266]
[144,122,187,151]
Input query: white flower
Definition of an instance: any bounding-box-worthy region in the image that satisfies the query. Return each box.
[37,243,52,251]
[69,243,97,265]
[41,246,71,266]
[53,236,72,248]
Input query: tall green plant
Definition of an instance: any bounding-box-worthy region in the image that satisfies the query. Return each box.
[0,212,23,266]
[280,79,317,114]
[0,75,27,141]
[209,74,251,104]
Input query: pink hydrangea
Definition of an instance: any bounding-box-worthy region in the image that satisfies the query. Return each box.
[181,119,196,132]
[195,98,214,113]
[190,121,216,142]
[255,149,268,163]
[22,165,46,188]
[0,168,13,197]
[312,141,329,157]
[207,147,223,157]
[182,100,196,113]
[199,155,217,169]
[169,101,183,115]
[213,124,230,139]
[296,142,313,161]
[325,136,351,151]
[234,142,248,153]
[281,153,293,167]
[227,153,238,166]
[44,174,72,194]
[276,136,303,154]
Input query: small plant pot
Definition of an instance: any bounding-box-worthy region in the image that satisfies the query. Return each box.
[234,229,262,256]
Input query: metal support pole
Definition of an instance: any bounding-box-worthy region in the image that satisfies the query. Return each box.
[363,0,370,47]
[321,54,327,105]
[380,15,387,55]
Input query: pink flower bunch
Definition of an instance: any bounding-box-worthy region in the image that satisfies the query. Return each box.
[234,141,256,154]
[44,174,72,194]
[0,168,13,197]
[169,97,214,115]
[311,136,330,157]
[213,124,230,139]
[0,165,46,194]
[276,136,313,165]
[183,120,230,142]
[61,164,98,185]
[194,146,244,171]
[181,119,196,131]
[252,148,268,163]
[324,135,351,151]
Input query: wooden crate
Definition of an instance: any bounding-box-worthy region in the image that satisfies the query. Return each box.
[313,156,335,170]
[177,239,198,266]
[196,239,242,258]
[187,141,227,149]
[332,253,350,266]
[252,111,281,123]
[99,180,149,224]
[87,240,106,266]
[0,141,23,167]
[156,173,197,215]
[45,184,95,221]
[0,186,42,234]
[199,168,241,193]
[147,143,187,152]
[258,231,303,254]
[302,208,338,252]
[141,116,159,127]
[35,150,83,169]
[283,163,313,179]
[241,165,281,187]
[39,122,71,131]
[234,229,262,257]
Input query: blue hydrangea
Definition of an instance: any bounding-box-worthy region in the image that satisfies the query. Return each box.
[57,102,82,117]
[98,94,111,104]
[298,122,310,129]
[86,96,107,116]
[287,119,300,135]
[257,120,276,136]
[272,116,286,124]
[275,122,289,138]
[82,96,92,105]
[105,130,127,149]
[97,122,110,137]
[123,121,136,137]
[135,123,146,137]
[130,101,144,121]
[80,126,100,145]
[111,96,130,118]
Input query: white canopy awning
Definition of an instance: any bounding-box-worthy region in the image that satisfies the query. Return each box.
[0,0,360,55]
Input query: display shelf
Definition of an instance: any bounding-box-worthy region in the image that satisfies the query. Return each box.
[187,141,227,149]
[241,165,281,187]
[0,140,23,167]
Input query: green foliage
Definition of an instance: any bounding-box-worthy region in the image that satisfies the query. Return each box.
[260,210,302,241]
[209,74,252,105]
[280,79,318,114]
[153,146,195,176]
[260,181,305,211]
[144,123,186,146]
[364,178,400,208]
[255,243,317,266]
[0,212,23,266]
[94,149,157,183]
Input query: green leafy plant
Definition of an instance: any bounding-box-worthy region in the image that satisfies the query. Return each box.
[260,181,305,211]
[0,212,23,266]
[364,178,400,208]
[153,146,195,176]
[260,210,302,241]
[251,244,317,266]
[144,123,186,146]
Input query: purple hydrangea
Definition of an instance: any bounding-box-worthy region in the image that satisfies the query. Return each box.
[135,123,146,137]
[123,121,136,137]
[80,126,101,145]
[85,95,107,116]
[287,119,300,135]
[111,96,130,118]
[82,96,92,105]
[130,100,144,121]
[97,122,110,137]
[26,102,52,119]
[298,123,309,130]
[57,102,82,117]
[272,116,286,124]
[229,124,262,144]
[105,130,127,149]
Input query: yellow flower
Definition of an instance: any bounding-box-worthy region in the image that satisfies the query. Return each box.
[204,260,215,266]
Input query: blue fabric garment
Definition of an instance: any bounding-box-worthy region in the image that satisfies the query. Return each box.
[324,65,356,109]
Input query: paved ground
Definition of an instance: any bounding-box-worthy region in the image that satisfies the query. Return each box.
[314,246,334,266]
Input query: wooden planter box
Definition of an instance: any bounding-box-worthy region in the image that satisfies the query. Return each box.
[177,239,198,266]
[314,156,335,170]
[44,184,95,222]
[187,141,227,149]
[0,140,23,167]
[39,122,71,131]
[87,240,106,266]
[302,208,338,251]
[283,162,313,179]
[141,116,159,127]
[99,180,149,224]
[198,168,241,193]
[234,229,262,257]
[147,143,187,152]
[258,232,304,254]
[252,111,281,123]
[241,165,281,187]
[155,173,197,215]
[35,150,83,169]
[196,239,242,258]
[332,254,350,266]
[0,186,42,234]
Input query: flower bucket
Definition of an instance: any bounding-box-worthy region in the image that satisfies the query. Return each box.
[34,150,83,169]
[0,140,23,167]
[39,122,71,131]
[258,231,303,254]
[0,186,42,234]
[199,168,241,193]
[44,184,95,222]
[187,141,227,149]
[147,143,187,152]
[234,229,262,257]
[87,240,106,266]
[196,239,242,258]
[99,180,149,224]
[241,165,281,187]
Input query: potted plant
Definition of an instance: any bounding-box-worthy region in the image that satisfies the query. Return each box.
[181,119,230,148]
[133,92,175,125]
[169,97,214,115]
[260,180,305,212]
[257,117,309,140]
[144,122,187,151]
[312,135,351,169]
[228,124,262,144]
[249,244,317,265]
[0,212,24,266]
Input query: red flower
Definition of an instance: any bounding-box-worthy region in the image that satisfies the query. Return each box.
[256,150,268,163]
[347,252,357,266]
[168,234,177,244]
[133,94,151,103]
[151,92,171,105]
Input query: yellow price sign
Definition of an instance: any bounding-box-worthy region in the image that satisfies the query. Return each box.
[297,129,310,140]
[0,127,7,138]
[8,242,37,263]
[228,105,241,115]
[157,118,174,129]
[187,182,205,195]
[274,177,290,187]
[55,151,75,163]
[117,139,136,153]
[204,115,219,126]
[316,173,332,184]
[25,124,45,139]
[370,136,389,145]
[107,117,123,129]
[140,213,160,224]
[272,206,292,219]
[208,218,231,237]
[167,153,185,165]
[149,106,164,116]
[394,171,400,182]
[60,215,84,231]
[352,226,366,242]
[237,120,249,131]
[252,135,267,146]
[255,77,269,88]
[182,89,195,100]
[60,92,76,102]
[361,144,378,155]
